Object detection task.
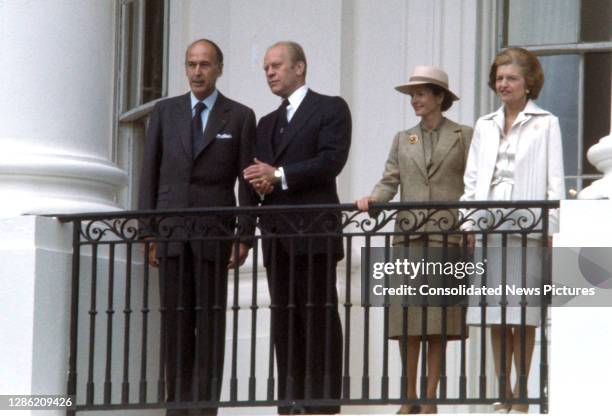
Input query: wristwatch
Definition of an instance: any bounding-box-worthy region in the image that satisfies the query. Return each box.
[274,168,282,181]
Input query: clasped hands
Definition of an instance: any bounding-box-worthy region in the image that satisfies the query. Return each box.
[243,158,278,195]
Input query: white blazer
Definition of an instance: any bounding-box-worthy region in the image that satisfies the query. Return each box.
[461,100,565,234]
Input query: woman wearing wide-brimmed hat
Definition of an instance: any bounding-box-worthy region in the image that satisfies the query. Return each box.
[356,65,473,414]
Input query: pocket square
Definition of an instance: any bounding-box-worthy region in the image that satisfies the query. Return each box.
[216,133,233,139]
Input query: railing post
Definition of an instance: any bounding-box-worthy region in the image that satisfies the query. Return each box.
[540,206,550,413]
[66,219,81,416]
[342,236,352,400]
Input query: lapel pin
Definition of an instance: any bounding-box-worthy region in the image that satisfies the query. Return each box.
[408,134,419,144]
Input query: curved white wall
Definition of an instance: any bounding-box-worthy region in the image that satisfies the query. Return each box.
[0,1,126,216]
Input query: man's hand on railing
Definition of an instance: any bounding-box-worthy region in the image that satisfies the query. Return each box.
[144,238,159,268]
[228,242,250,269]
[464,234,475,249]
[355,196,375,211]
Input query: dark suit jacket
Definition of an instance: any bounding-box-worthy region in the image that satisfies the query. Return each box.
[255,89,352,264]
[138,91,257,260]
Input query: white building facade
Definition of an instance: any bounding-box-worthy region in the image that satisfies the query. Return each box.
[1,0,611,415]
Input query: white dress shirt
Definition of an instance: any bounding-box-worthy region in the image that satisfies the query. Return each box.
[277,85,309,190]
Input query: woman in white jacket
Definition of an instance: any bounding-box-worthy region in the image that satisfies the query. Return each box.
[461,47,564,413]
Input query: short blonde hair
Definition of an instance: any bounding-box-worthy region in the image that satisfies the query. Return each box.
[268,41,307,76]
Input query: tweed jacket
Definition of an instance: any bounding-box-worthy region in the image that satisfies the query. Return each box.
[370,118,473,244]
[460,100,564,234]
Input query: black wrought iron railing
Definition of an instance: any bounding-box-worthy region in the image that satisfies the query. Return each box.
[57,200,558,414]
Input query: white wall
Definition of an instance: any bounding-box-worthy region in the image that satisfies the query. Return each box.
[0,216,72,416]
[166,1,483,207]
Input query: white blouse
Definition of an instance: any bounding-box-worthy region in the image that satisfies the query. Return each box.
[461,100,565,234]
[490,134,517,189]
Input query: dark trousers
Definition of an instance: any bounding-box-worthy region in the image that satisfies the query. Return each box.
[159,247,227,416]
[266,247,343,414]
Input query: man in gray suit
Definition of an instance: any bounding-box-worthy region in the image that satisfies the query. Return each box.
[139,39,256,416]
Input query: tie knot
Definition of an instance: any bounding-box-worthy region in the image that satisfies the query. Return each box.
[282,99,290,109]
[194,101,206,115]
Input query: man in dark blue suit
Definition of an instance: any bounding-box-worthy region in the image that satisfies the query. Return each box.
[244,41,351,415]
[139,39,256,416]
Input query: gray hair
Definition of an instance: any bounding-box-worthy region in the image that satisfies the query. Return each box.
[185,38,224,67]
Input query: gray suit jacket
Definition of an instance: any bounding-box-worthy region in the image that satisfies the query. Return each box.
[370,118,473,244]
[138,91,257,259]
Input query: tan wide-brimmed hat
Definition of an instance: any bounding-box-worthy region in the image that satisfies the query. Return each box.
[395,65,460,101]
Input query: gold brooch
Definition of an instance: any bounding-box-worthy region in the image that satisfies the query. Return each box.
[408,134,419,144]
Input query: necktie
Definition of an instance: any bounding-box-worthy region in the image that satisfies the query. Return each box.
[281,99,290,123]
[273,99,290,154]
[192,101,207,157]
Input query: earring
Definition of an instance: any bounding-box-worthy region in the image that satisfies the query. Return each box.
[526,89,530,94]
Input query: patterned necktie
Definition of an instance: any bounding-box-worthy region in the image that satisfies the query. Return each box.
[192,101,207,157]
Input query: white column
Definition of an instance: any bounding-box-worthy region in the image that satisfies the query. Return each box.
[0,2,126,415]
[579,133,612,199]
[579,63,612,200]
[0,0,126,217]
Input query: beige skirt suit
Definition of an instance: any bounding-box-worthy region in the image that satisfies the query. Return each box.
[369,118,473,339]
